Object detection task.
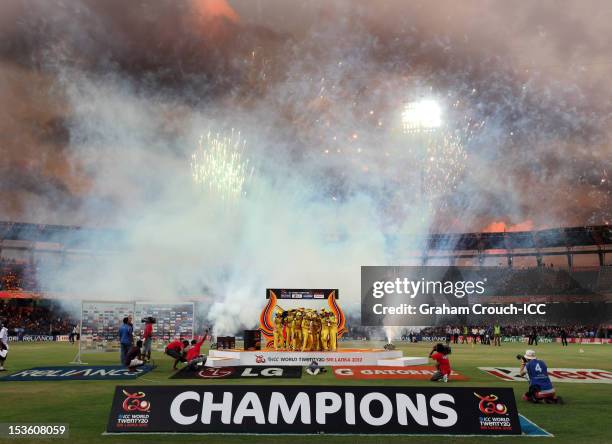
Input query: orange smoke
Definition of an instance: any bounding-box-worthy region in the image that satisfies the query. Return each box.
[192,0,239,22]
[482,220,534,233]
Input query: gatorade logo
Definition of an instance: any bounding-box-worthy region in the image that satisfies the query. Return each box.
[333,366,468,380]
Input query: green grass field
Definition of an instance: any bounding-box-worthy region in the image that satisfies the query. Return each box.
[1,340,611,444]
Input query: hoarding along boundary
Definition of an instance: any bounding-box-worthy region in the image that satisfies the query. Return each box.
[107,385,521,436]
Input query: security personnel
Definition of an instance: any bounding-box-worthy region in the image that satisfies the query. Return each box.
[493,323,502,346]
[462,325,468,344]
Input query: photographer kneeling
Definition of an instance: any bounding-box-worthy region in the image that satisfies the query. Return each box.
[429,343,451,382]
[124,340,145,372]
[519,349,563,404]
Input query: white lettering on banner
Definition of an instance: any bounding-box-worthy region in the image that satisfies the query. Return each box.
[109,386,523,435]
[268,392,310,424]
[360,393,393,426]
[168,391,462,427]
[396,394,428,426]
[233,393,265,424]
[240,368,258,377]
[170,391,200,425]
[316,392,342,424]
[345,393,356,425]
[430,394,458,427]
[201,392,233,424]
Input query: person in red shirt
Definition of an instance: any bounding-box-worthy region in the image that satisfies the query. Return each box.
[429,343,452,382]
[165,339,189,370]
[183,335,207,369]
[142,319,154,362]
[186,336,206,362]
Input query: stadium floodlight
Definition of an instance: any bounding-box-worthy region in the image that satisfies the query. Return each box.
[401,99,442,133]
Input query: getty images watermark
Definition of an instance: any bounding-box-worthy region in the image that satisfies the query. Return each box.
[361,266,553,326]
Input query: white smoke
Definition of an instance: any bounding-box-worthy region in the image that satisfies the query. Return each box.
[35,67,400,334]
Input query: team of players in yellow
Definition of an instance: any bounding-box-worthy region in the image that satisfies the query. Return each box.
[273,308,338,351]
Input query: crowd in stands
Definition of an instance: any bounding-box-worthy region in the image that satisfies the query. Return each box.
[418,324,605,339]
[488,266,609,295]
[0,259,37,291]
[1,257,610,340]
[0,299,77,336]
[1,258,611,293]
[342,321,608,341]
[0,296,608,340]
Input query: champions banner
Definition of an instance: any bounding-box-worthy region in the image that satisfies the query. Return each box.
[107,385,521,435]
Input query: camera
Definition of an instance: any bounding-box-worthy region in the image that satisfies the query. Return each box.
[432,343,451,355]
[141,316,156,324]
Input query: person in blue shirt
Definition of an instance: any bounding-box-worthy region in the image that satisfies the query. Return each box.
[519,349,563,404]
[118,315,134,365]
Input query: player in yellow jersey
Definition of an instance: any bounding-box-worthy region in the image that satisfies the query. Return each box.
[285,310,295,350]
[301,311,312,351]
[320,310,331,351]
[273,312,285,351]
[313,314,322,351]
[328,312,338,351]
[293,309,303,350]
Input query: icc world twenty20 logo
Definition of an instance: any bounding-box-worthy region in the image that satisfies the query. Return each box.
[474,392,508,415]
[122,390,151,412]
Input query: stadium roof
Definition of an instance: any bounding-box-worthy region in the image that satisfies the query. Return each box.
[0,221,610,252]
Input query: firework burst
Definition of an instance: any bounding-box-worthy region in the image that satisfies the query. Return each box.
[190,130,253,201]
[402,100,484,202]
